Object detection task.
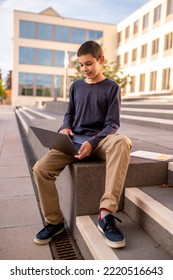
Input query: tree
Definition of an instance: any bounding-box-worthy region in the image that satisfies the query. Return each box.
[71,59,130,95]
[0,79,7,100]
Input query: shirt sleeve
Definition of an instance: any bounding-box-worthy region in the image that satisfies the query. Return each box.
[88,83,121,149]
[60,83,75,130]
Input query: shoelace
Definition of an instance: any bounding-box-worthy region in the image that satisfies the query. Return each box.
[103,215,122,233]
[44,224,54,232]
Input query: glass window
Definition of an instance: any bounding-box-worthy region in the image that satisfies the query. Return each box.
[150,71,157,90]
[20,20,35,38]
[167,0,173,15]
[164,32,173,50]
[130,76,136,92]
[116,55,121,65]
[133,20,139,35]
[38,23,53,41]
[125,26,130,40]
[152,38,159,55]
[154,5,161,23]
[124,52,128,64]
[143,13,149,30]
[72,28,87,44]
[89,30,103,41]
[36,74,52,96]
[96,31,103,40]
[19,73,34,96]
[139,74,145,91]
[141,44,147,58]
[132,48,137,61]
[54,75,64,98]
[68,51,77,67]
[54,51,64,67]
[55,26,70,42]
[117,31,122,45]
[162,68,171,89]
[37,49,52,66]
[19,47,35,64]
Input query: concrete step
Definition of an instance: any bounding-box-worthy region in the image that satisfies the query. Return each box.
[124,186,173,258]
[121,107,173,120]
[75,212,172,260]
[121,101,173,109]
[120,114,173,131]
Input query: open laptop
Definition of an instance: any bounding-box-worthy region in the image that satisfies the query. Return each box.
[30,126,91,156]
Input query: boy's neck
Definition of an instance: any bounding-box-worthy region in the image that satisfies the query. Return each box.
[85,73,106,84]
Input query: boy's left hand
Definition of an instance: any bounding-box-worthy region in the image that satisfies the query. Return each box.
[74,141,92,160]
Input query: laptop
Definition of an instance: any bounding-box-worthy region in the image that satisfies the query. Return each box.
[30,126,91,156]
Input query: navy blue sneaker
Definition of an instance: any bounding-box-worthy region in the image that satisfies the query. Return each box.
[34,223,64,245]
[98,214,125,248]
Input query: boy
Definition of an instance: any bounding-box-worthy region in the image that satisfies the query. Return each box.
[33,41,131,249]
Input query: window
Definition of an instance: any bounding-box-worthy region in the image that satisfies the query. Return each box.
[38,23,53,41]
[117,31,122,45]
[18,73,64,97]
[164,32,173,50]
[72,28,87,44]
[19,73,34,96]
[130,76,136,92]
[124,52,128,64]
[162,68,171,89]
[152,38,159,55]
[36,74,51,96]
[116,55,121,65]
[55,26,70,42]
[125,26,130,40]
[133,20,139,35]
[54,51,65,67]
[19,20,103,44]
[89,30,103,41]
[150,71,157,91]
[139,74,145,91]
[167,0,173,15]
[20,20,35,38]
[19,47,35,64]
[154,5,161,23]
[141,44,147,58]
[37,49,52,66]
[132,48,137,62]
[143,13,149,30]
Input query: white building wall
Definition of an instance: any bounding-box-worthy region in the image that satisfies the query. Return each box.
[116,0,173,96]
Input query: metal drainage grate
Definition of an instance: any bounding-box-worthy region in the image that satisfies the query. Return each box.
[50,228,83,260]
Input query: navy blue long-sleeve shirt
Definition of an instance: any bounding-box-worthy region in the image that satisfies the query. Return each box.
[61,78,121,149]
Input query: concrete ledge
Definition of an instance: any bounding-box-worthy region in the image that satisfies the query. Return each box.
[168,162,173,185]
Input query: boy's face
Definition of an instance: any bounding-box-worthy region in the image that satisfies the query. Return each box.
[78,54,104,82]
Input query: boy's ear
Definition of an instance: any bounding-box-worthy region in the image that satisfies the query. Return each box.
[99,55,105,64]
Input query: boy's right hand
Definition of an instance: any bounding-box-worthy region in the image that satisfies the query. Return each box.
[59,128,74,136]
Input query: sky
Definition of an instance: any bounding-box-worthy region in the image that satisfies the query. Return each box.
[0,0,149,77]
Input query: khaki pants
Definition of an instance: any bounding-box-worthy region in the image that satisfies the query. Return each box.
[33,134,132,224]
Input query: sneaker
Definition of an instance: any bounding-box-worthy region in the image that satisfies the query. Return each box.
[34,222,64,245]
[98,214,125,248]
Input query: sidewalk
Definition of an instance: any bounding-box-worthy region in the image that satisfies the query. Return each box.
[0,106,52,260]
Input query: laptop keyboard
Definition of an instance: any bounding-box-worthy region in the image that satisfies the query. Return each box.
[73,142,82,151]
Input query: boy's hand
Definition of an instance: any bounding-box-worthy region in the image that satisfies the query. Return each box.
[75,141,92,160]
[60,128,74,136]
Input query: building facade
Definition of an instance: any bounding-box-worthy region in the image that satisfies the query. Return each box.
[116,0,173,96]
[12,0,173,106]
[12,8,116,107]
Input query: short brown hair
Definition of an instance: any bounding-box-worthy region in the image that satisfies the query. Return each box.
[77,41,103,60]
